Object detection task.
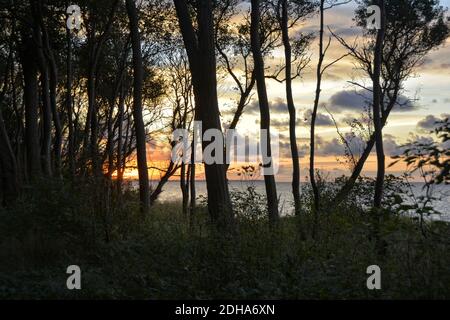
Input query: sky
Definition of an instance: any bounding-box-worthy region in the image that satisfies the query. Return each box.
[216,0,450,182]
[126,0,450,182]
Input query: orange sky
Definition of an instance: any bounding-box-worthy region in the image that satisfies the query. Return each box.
[117,144,410,183]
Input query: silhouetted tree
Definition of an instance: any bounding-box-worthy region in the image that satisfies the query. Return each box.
[173,0,234,229]
[250,0,279,223]
[126,0,151,215]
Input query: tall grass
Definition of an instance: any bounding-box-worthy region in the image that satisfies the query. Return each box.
[0,178,449,299]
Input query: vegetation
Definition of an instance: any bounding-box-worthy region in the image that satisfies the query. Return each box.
[0,178,449,299]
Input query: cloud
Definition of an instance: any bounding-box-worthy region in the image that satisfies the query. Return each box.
[314,133,403,157]
[417,114,450,131]
[303,110,334,127]
[327,89,418,113]
[255,118,303,131]
[267,110,334,130]
[315,135,345,156]
[245,98,289,115]
[383,134,402,157]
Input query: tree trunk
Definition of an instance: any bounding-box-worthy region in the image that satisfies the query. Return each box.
[83,1,119,176]
[372,0,386,209]
[20,29,41,179]
[88,63,100,175]
[116,85,125,194]
[47,48,62,178]
[0,22,19,205]
[126,0,150,216]
[0,101,19,206]
[66,14,75,178]
[36,0,62,177]
[34,24,53,177]
[281,0,301,216]
[189,136,196,219]
[250,0,279,224]
[174,0,233,229]
[310,0,325,237]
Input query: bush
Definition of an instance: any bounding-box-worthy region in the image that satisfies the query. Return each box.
[0,179,449,299]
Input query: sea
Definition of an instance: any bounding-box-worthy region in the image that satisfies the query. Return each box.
[140,180,449,222]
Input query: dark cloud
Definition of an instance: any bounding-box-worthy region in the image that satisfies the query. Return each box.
[303,110,334,127]
[245,98,289,115]
[314,133,403,157]
[315,136,345,156]
[417,114,450,131]
[279,142,309,158]
[327,89,418,113]
[271,118,297,129]
[383,134,402,157]
[331,26,361,37]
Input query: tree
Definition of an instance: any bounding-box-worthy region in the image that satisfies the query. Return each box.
[34,0,63,177]
[0,37,19,205]
[391,117,450,186]
[250,0,279,224]
[65,1,75,178]
[372,0,386,208]
[174,0,233,228]
[331,0,449,206]
[126,0,151,216]
[273,0,315,217]
[82,0,120,175]
[309,0,349,236]
[20,25,42,179]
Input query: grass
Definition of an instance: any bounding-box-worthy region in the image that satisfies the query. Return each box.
[0,179,449,299]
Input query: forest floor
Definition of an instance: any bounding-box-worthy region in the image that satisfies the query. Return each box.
[0,180,449,299]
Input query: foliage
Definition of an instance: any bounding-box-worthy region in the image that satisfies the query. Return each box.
[1,180,449,299]
[390,117,450,185]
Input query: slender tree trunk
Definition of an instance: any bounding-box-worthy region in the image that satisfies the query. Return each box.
[0,23,19,205]
[48,50,62,178]
[36,0,62,177]
[189,135,196,219]
[20,30,41,179]
[373,0,386,209]
[120,104,132,188]
[66,16,75,178]
[83,1,118,176]
[88,64,100,175]
[228,71,257,131]
[0,102,19,206]
[310,0,325,237]
[34,24,53,177]
[180,163,186,213]
[126,0,150,216]
[150,162,177,205]
[281,0,301,216]
[250,0,279,224]
[181,163,190,216]
[174,0,233,229]
[11,54,25,183]
[116,85,125,194]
